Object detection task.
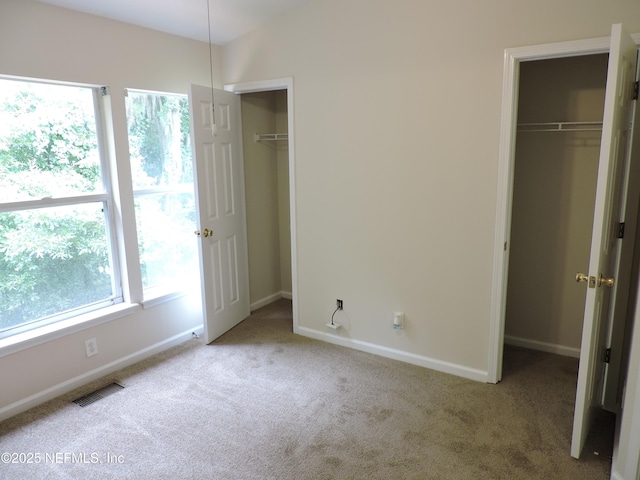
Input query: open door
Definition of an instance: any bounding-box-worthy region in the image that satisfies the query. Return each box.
[601,52,640,413]
[571,24,638,459]
[189,84,250,344]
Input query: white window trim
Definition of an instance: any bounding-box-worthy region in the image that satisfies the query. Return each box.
[0,302,141,358]
[0,286,192,358]
[0,81,199,350]
[126,89,197,297]
[141,288,189,309]
[0,80,127,343]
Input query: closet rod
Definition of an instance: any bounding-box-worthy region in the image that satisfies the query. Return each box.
[254,133,288,142]
[517,121,602,132]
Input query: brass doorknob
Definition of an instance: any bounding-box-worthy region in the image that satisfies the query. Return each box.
[598,274,615,288]
[194,228,214,238]
[576,273,589,283]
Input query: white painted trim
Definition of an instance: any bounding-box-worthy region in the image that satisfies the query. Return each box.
[225,78,299,335]
[251,293,283,311]
[504,335,581,358]
[225,78,290,94]
[0,326,202,422]
[141,289,187,309]
[620,296,640,480]
[250,291,292,311]
[0,303,141,359]
[102,88,144,305]
[490,31,640,478]
[488,36,612,384]
[610,469,624,480]
[503,37,610,61]
[297,327,488,383]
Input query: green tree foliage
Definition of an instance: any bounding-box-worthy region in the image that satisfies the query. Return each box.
[0,82,112,331]
[126,94,193,187]
[126,93,197,290]
[0,84,198,333]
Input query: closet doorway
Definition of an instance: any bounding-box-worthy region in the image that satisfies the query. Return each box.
[491,24,640,461]
[226,78,298,330]
[503,51,616,457]
[505,54,608,367]
[241,89,291,311]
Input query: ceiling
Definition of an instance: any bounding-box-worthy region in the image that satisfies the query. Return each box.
[36,0,313,45]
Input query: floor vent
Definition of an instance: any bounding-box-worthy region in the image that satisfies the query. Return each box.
[72,382,124,407]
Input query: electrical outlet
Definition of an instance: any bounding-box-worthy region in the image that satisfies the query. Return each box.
[85,338,98,357]
[337,299,343,310]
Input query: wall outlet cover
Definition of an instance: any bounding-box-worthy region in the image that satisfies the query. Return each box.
[85,338,98,357]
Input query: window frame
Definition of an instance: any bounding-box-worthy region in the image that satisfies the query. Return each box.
[125,88,198,299]
[0,78,124,340]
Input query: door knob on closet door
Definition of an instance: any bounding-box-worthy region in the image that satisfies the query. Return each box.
[576,273,589,283]
[576,272,596,288]
[598,274,615,288]
[194,228,214,238]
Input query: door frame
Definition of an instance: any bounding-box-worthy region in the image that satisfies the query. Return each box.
[488,36,611,385]
[224,78,299,333]
[489,30,640,478]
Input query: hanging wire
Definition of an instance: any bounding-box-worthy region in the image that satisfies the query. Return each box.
[206,0,217,135]
[330,306,340,326]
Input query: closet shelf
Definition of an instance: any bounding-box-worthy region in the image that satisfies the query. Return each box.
[254,133,289,142]
[517,121,603,132]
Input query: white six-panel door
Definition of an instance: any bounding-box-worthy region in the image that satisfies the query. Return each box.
[189,84,250,344]
[571,23,638,459]
[601,51,640,413]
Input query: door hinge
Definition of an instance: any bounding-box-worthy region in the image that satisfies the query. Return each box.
[634,81,639,101]
[604,348,611,364]
[617,222,625,239]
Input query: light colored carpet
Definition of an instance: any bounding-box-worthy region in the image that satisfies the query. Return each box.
[0,299,614,479]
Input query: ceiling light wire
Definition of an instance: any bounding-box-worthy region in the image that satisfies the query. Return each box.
[206,0,216,135]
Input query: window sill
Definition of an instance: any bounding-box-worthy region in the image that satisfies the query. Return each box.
[0,303,141,359]
[141,287,190,309]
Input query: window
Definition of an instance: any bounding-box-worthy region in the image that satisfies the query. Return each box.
[125,91,198,296]
[0,78,120,338]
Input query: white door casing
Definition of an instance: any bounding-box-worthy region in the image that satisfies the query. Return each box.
[571,23,638,459]
[490,24,640,474]
[224,77,299,335]
[189,84,250,344]
[489,35,612,386]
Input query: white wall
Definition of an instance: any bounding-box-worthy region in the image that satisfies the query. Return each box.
[3,0,640,476]
[0,0,221,415]
[222,0,640,374]
[221,1,640,476]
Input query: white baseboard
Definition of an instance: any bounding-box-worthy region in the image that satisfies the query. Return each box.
[0,325,203,423]
[610,470,624,480]
[504,335,580,358]
[297,326,488,383]
[250,291,292,311]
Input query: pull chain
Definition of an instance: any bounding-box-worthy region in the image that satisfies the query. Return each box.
[206,0,217,136]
